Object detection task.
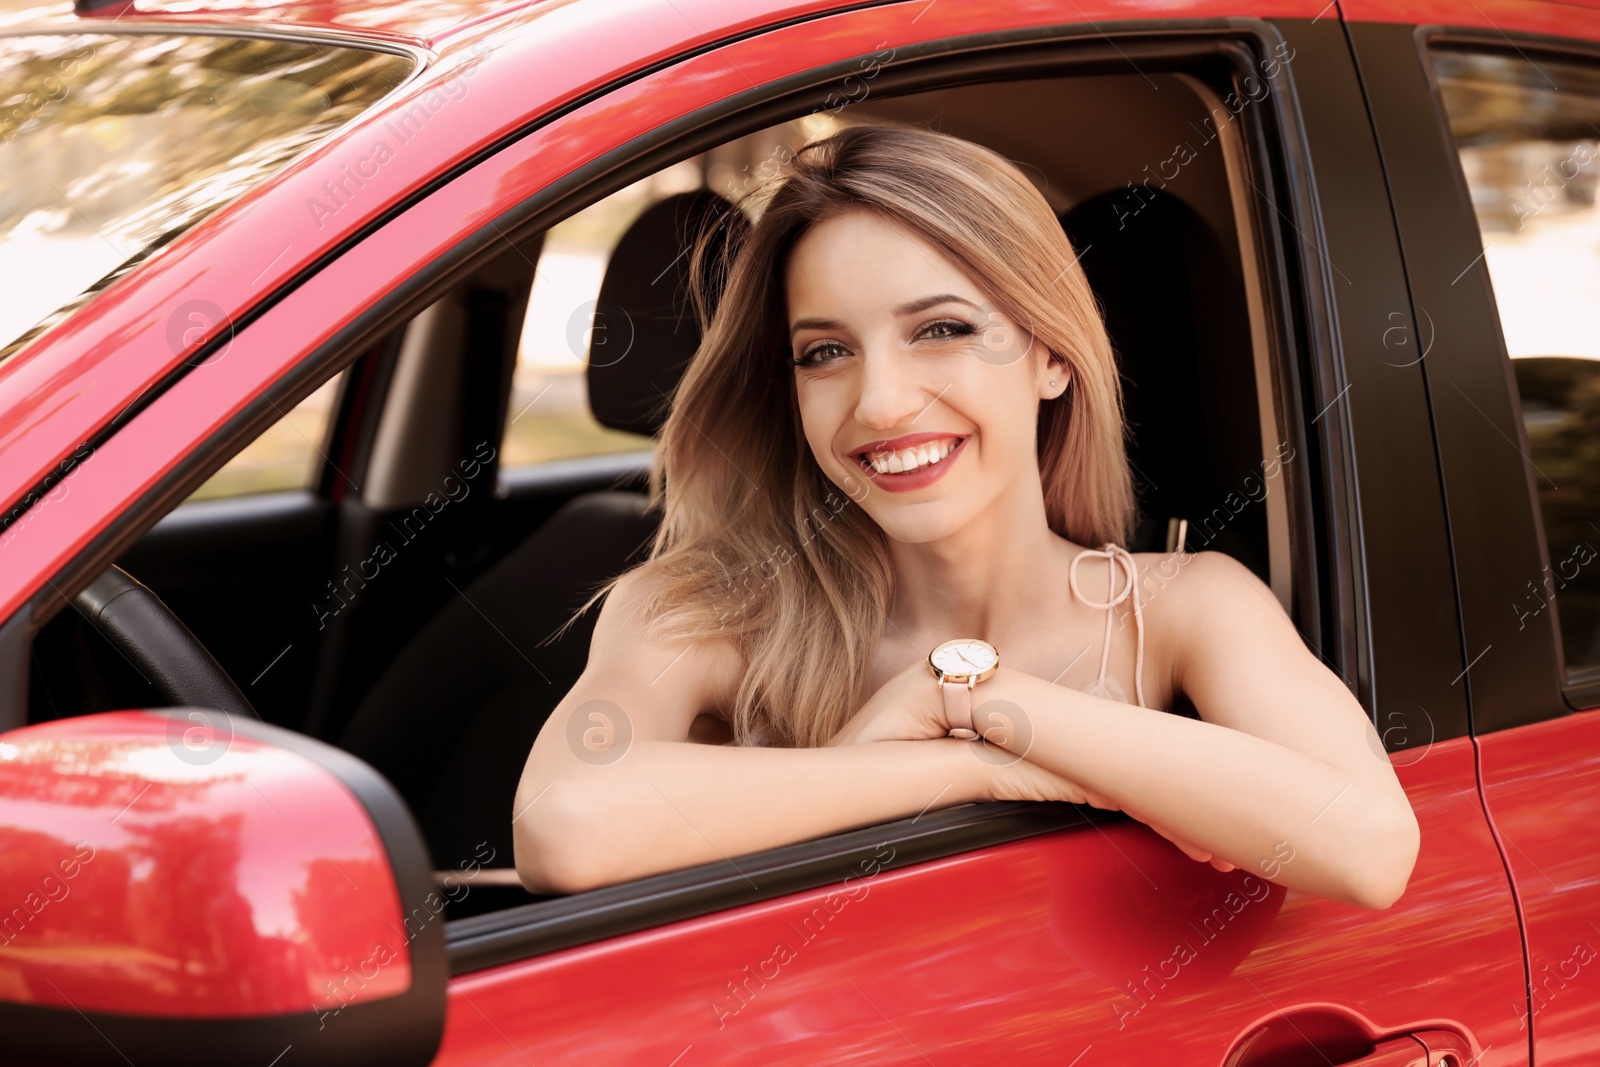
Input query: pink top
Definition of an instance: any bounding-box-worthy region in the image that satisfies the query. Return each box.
[1067,542,1147,709]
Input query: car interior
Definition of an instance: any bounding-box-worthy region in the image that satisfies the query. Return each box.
[23,67,1295,918]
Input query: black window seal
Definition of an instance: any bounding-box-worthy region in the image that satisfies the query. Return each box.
[15,18,1352,971]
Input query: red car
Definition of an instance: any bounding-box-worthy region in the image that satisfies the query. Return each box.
[1,0,1597,1062]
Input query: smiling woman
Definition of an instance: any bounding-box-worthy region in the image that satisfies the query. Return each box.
[512,123,1419,908]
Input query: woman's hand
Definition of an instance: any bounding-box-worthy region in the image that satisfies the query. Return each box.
[1121,800,1238,872]
[831,659,1236,872]
[1147,821,1238,871]
[990,762,1237,870]
[825,657,951,746]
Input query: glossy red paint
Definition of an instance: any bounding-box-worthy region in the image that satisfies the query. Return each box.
[0,0,1336,623]
[0,711,409,1018]
[1339,0,1600,41]
[433,739,1519,1065]
[1475,710,1600,1065]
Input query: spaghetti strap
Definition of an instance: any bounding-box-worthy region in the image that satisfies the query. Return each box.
[1068,541,1147,709]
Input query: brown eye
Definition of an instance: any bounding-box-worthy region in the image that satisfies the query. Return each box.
[792,341,848,368]
[919,319,976,342]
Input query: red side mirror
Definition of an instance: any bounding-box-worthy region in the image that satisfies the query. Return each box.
[0,709,445,1066]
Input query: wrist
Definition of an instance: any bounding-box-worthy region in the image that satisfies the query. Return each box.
[972,666,1041,752]
[935,735,992,805]
[982,664,1034,703]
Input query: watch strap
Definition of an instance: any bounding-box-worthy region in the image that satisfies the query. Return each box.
[942,677,979,740]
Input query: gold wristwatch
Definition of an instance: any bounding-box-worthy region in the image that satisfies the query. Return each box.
[928,638,999,741]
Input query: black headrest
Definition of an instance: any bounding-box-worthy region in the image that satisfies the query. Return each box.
[586,189,749,438]
[1058,188,1264,573]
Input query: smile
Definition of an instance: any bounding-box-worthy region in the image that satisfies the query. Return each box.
[861,435,961,474]
[852,434,969,491]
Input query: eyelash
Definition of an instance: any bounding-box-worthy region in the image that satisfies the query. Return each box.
[791,318,976,369]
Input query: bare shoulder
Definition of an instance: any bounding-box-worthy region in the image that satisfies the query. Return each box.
[1127,550,1292,694]
[1128,548,1280,615]
[584,567,747,724]
[519,568,749,812]
[594,568,745,662]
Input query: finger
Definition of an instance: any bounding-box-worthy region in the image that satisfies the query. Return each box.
[1081,789,1120,810]
[1157,828,1213,863]
[1140,819,1231,868]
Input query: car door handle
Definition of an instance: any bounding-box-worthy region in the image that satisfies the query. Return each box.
[1342,1032,1470,1066]
[1343,1036,1429,1066]
[1226,1012,1477,1067]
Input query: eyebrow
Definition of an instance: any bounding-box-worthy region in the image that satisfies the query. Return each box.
[788,294,980,340]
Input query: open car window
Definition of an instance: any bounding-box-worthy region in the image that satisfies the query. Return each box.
[501,92,1294,606]
[184,369,350,501]
[438,69,1299,911]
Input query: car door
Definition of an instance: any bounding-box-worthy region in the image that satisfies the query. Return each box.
[0,1,1524,1064]
[270,5,1517,1064]
[1345,3,1600,1063]
[422,10,1521,1064]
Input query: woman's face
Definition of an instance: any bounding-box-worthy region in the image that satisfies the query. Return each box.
[785,207,1060,543]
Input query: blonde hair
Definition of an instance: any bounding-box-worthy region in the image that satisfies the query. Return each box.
[571,123,1134,747]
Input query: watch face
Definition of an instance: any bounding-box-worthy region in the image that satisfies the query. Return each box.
[931,639,998,678]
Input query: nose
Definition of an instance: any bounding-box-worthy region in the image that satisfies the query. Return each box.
[852,339,933,432]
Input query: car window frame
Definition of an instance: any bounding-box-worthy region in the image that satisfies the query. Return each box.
[5,13,1409,971]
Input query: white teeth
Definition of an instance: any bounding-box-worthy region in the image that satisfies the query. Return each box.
[866,437,959,475]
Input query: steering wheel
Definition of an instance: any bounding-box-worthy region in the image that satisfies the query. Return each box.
[72,564,260,720]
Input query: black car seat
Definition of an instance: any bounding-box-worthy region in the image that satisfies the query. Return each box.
[338,189,748,872]
[1057,187,1268,579]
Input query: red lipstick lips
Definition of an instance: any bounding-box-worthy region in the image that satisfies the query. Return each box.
[853,433,969,493]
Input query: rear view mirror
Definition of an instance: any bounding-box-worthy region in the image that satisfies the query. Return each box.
[0,709,445,1066]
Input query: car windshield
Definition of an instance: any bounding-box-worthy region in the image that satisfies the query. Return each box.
[0,32,415,363]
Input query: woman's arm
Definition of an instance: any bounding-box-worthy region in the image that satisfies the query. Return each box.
[513,570,1075,894]
[517,733,982,894]
[973,551,1420,910]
